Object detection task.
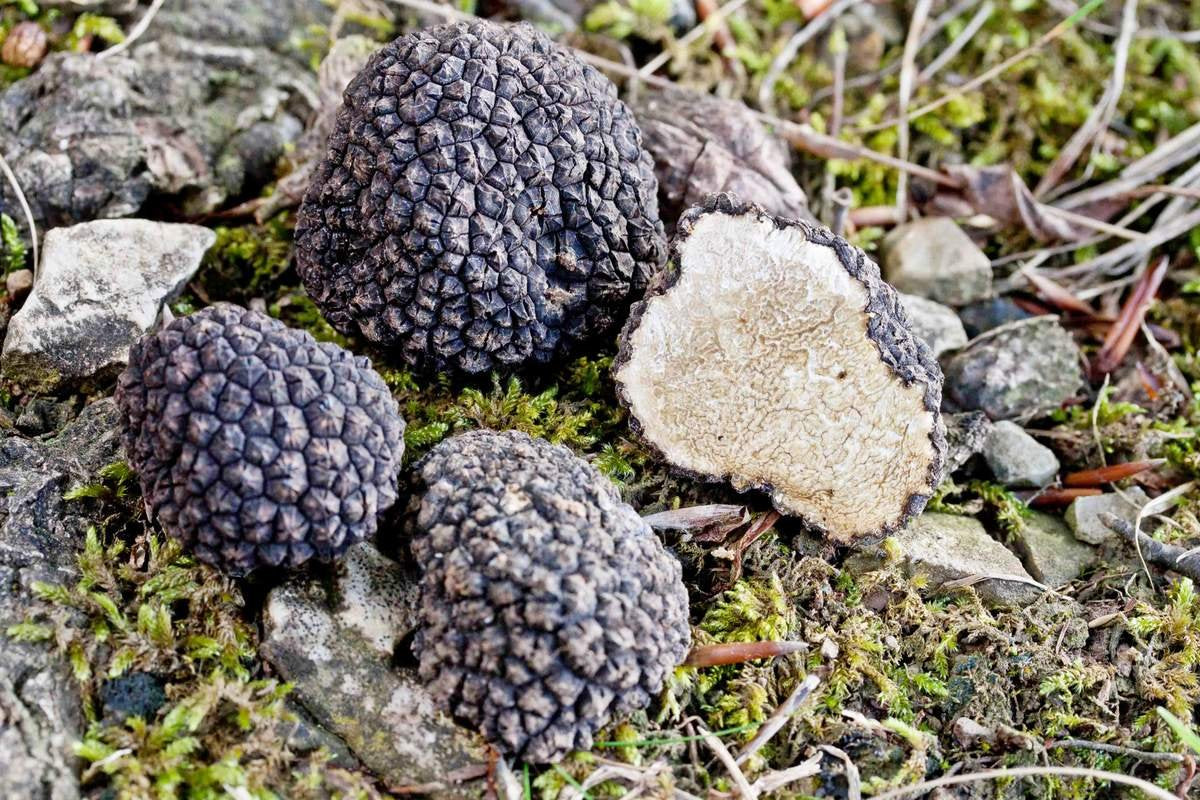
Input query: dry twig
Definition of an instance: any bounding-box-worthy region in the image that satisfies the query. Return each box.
[870,765,1178,800]
[0,150,38,279]
[1101,512,1200,582]
[895,0,934,221]
[735,674,821,765]
[757,0,858,113]
[98,0,166,60]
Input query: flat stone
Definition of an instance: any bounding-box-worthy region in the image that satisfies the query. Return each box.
[0,400,123,800]
[899,293,969,358]
[2,220,214,392]
[1011,511,1094,587]
[848,512,1042,606]
[261,579,487,796]
[333,542,421,656]
[957,297,1032,338]
[5,269,33,300]
[982,421,1060,487]
[882,217,992,306]
[944,411,992,474]
[1066,488,1149,545]
[942,316,1086,421]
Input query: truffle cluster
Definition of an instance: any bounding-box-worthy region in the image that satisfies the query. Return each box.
[410,430,690,763]
[116,304,405,575]
[295,20,667,374]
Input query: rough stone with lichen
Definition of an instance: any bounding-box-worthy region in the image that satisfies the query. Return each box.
[295,20,667,374]
[410,429,690,763]
[115,304,405,575]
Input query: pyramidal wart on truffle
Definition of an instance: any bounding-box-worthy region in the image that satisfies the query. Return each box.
[116,303,406,575]
[409,429,690,763]
[295,20,667,375]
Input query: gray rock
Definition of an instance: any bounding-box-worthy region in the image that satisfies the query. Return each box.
[333,543,421,656]
[150,0,333,52]
[958,297,1032,338]
[633,89,810,225]
[15,398,76,436]
[899,293,969,358]
[0,38,315,235]
[2,220,214,392]
[261,574,487,796]
[5,269,33,301]
[882,217,992,306]
[982,421,1060,488]
[942,316,1086,420]
[944,411,992,474]
[848,512,1042,605]
[1011,511,1094,587]
[0,400,123,800]
[1066,488,1149,546]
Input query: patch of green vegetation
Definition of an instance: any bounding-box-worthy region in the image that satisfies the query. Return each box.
[928,478,1030,538]
[62,12,123,51]
[6,464,380,798]
[0,212,26,274]
[197,214,294,302]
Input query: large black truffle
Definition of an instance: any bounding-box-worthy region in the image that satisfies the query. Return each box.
[116,304,405,575]
[410,430,690,763]
[295,20,667,375]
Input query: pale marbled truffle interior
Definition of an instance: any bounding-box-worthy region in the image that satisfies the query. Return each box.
[616,211,940,542]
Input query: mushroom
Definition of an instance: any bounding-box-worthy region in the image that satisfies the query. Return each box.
[115,303,406,575]
[409,429,690,763]
[295,20,667,375]
[614,194,946,545]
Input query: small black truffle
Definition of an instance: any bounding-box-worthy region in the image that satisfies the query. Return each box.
[116,304,405,575]
[410,430,690,763]
[295,20,667,375]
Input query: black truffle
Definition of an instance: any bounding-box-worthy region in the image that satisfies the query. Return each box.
[295,20,667,375]
[410,430,690,763]
[614,193,945,545]
[115,303,405,575]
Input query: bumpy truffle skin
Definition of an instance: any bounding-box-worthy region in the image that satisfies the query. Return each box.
[115,304,405,575]
[411,430,690,763]
[295,20,667,375]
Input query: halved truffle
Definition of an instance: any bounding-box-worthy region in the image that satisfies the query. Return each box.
[115,303,405,575]
[614,194,946,545]
[295,20,667,375]
[410,430,690,763]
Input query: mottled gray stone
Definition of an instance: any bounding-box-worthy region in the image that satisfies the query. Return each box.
[2,220,214,393]
[848,512,1042,606]
[1011,511,1094,587]
[1066,488,1150,546]
[958,297,1032,338]
[982,421,1060,488]
[261,575,487,796]
[944,411,992,474]
[0,38,314,234]
[942,316,1086,421]
[882,217,992,306]
[333,543,421,656]
[0,399,123,800]
[899,293,969,358]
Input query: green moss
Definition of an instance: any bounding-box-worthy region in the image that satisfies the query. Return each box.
[0,212,26,274]
[197,214,294,302]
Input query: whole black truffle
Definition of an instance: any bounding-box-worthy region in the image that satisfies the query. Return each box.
[116,304,405,575]
[410,430,690,763]
[295,20,668,375]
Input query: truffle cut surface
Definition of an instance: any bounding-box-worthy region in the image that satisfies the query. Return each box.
[615,197,944,543]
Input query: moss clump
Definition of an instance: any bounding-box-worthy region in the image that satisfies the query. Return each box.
[5,464,380,798]
[196,214,294,302]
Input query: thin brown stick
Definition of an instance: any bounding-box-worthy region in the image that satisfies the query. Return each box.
[1026,488,1103,508]
[1064,459,1164,487]
[1093,256,1169,376]
[859,0,1104,134]
[735,675,821,765]
[1034,0,1138,198]
[1048,738,1186,764]
[683,640,807,668]
[1100,512,1200,582]
[917,1,993,85]
[895,0,934,222]
[756,0,858,113]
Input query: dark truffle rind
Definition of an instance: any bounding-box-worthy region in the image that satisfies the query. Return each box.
[296,20,668,375]
[116,303,405,575]
[410,430,690,763]
[614,193,947,545]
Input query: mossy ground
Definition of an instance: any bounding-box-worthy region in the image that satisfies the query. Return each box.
[4,0,1200,797]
